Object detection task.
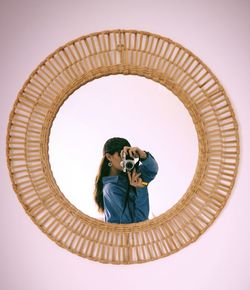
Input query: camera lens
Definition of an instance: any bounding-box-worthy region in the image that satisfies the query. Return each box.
[126,161,134,171]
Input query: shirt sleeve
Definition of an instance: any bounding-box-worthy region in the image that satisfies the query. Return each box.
[138,152,159,183]
[131,152,158,222]
[133,187,149,222]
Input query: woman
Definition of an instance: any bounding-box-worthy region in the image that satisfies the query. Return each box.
[93,137,158,224]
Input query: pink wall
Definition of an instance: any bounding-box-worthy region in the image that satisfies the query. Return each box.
[1,0,250,289]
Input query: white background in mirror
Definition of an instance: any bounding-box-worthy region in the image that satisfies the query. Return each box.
[49,75,198,220]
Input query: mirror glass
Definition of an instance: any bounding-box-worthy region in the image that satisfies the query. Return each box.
[49,75,198,221]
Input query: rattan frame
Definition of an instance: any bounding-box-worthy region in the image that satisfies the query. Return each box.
[6,29,240,264]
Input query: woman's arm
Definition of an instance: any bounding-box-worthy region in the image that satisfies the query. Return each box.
[138,152,159,183]
[126,150,159,223]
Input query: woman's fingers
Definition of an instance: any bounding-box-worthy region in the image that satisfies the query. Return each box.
[122,146,140,158]
[131,169,136,182]
[122,146,147,160]
[128,147,134,158]
[127,171,132,182]
[127,172,146,188]
[128,170,136,183]
[124,146,130,154]
[131,169,141,179]
[120,147,126,157]
[134,172,141,179]
[128,169,144,187]
[130,147,139,158]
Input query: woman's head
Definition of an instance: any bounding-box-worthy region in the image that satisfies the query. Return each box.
[93,137,131,213]
[103,137,131,173]
[103,137,131,155]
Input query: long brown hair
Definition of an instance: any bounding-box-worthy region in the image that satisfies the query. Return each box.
[93,137,131,213]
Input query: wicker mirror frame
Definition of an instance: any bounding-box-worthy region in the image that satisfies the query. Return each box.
[6,29,239,264]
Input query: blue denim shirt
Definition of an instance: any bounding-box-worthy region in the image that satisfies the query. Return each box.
[102,152,158,224]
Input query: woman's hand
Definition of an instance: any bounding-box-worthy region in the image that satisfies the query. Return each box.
[120,146,147,160]
[127,169,148,188]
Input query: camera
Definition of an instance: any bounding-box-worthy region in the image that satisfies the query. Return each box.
[120,152,139,172]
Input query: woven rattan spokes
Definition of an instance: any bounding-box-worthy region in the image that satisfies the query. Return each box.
[6,29,239,264]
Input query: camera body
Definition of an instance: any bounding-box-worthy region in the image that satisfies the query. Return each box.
[120,152,139,172]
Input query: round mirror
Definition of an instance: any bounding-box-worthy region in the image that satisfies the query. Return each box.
[49,74,198,221]
[7,29,239,264]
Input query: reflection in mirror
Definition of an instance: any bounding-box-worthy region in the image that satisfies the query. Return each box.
[49,75,198,222]
[97,137,159,224]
